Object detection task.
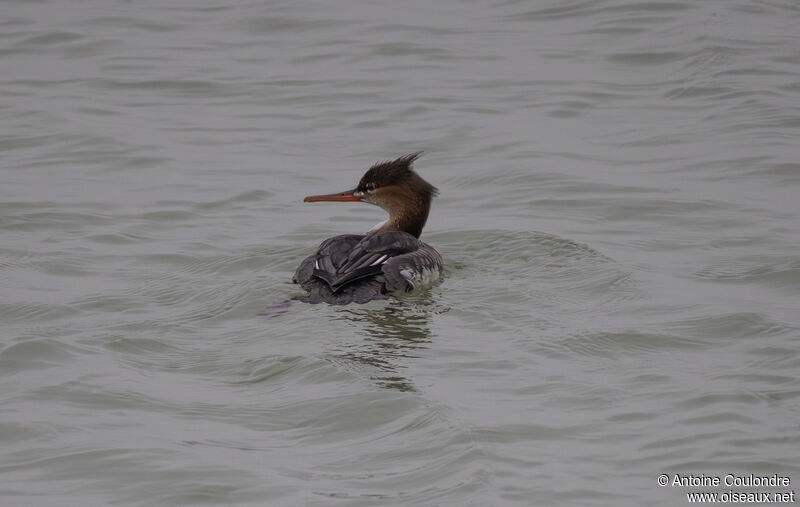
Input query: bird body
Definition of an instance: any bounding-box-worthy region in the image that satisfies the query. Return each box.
[293,153,442,304]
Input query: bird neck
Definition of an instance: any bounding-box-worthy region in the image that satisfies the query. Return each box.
[377,188,432,238]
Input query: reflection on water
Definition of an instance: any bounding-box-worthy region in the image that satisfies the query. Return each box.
[326,297,441,391]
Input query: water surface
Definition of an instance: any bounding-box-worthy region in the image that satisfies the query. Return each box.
[2,0,799,505]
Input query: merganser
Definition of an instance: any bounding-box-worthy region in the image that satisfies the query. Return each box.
[293,153,442,304]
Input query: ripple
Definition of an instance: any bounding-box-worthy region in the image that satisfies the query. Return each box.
[0,338,86,373]
[0,303,83,324]
[695,257,800,291]
[87,233,147,245]
[544,331,707,359]
[0,211,112,231]
[664,312,795,341]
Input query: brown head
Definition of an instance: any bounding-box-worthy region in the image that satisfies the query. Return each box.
[304,153,438,238]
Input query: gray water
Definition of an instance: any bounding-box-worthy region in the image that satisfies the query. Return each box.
[2,1,799,505]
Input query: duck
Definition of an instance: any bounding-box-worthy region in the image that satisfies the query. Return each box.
[293,153,442,304]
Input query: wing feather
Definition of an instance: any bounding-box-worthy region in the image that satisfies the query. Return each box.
[381,242,443,293]
[298,231,425,293]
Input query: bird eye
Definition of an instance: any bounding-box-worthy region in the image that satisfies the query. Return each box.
[366,183,376,191]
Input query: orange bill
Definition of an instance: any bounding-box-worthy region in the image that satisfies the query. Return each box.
[304,189,361,202]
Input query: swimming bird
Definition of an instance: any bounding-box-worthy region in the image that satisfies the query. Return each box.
[293,153,442,304]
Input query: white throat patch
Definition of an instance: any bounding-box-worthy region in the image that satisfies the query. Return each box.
[367,219,388,234]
